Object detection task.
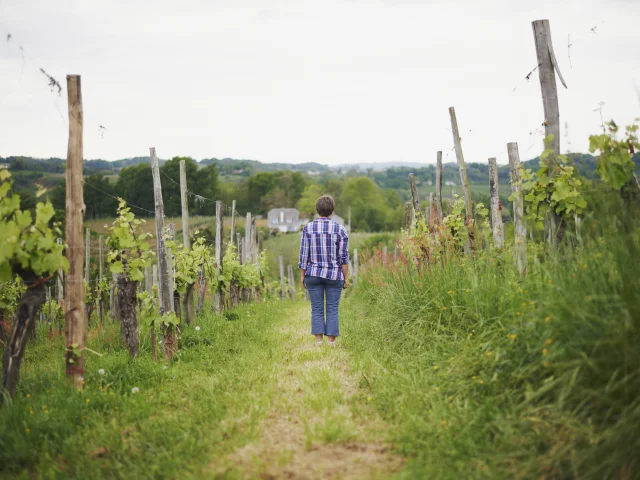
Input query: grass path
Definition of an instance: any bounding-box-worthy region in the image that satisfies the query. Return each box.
[212,301,403,479]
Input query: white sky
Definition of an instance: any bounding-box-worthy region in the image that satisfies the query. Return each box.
[0,0,638,165]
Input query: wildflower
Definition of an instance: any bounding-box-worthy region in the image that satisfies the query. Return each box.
[547,279,552,284]
[367,396,372,402]
[545,338,553,345]
[448,396,453,400]
[29,409,34,415]
[435,386,440,391]
[545,315,553,323]
[542,348,548,356]
[465,289,471,293]
[163,365,168,370]
[543,361,550,368]
[529,301,535,306]
[440,420,447,426]
[441,307,447,311]
[25,394,31,398]
[478,379,484,384]
[131,387,140,394]
[447,290,455,295]
[468,332,473,337]
[114,406,118,410]
[433,365,439,370]
[195,326,201,331]
[86,399,91,404]
[400,405,404,410]
[98,369,105,376]
[521,302,527,307]
[485,351,493,357]
[508,334,517,340]
[472,376,477,381]
[25,428,30,433]
[516,312,521,316]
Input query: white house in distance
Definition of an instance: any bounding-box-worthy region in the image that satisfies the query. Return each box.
[267,208,301,233]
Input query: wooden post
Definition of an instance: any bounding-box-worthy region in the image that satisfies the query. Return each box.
[287,265,296,299]
[98,235,104,325]
[382,245,387,262]
[251,216,257,264]
[84,228,90,283]
[167,223,177,316]
[150,147,176,360]
[230,200,236,244]
[435,151,443,221]
[145,265,152,294]
[403,202,413,230]
[237,235,243,265]
[215,201,224,314]
[448,107,473,222]
[279,256,285,299]
[244,212,251,264]
[532,19,566,156]
[179,160,190,250]
[64,74,85,389]
[353,249,358,285]
[532,19,567,244]
[408,173,421,221]
[508,143,527,276]
[488,157,504,248]
[428,192,435,226]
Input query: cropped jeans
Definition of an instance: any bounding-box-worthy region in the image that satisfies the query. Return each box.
[305,275,344,336]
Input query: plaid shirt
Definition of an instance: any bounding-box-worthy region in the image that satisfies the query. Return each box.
[298,218,349,281]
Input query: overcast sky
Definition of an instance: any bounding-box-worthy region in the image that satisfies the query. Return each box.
[0,0,638,165]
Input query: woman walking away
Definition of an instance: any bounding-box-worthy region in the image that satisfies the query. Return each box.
[298,195,349,348]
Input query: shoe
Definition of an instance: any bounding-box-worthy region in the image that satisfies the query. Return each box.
[327,341,336,348]
[315,340,323,347]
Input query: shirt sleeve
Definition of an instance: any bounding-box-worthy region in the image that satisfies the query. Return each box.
[298,225,310,269]
[338,227,349,265]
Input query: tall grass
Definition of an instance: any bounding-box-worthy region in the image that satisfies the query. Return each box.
[342,194,640,478]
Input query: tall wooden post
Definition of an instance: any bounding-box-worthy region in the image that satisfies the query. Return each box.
[448,107,473,222]
[98,235,104,324]
[428,192,436,226]
[179,160,190,250]
[287,265,296,299]
[353,249,358,285]
[382,246,387,261]
[215,201,224,314]
[408,173,421,221]
[508,143,527,276]
[151,147,175,360]
[488,157,504,248]
[403,202,413,231]
[145,265,152,294]
[279,256,285,299]
[435,151,443,221]
[532,19,567,244]
[230,200,236,244]
[167,223,176,315]
[244,212,251,264]
[237,235,243,265]
[64,74,85,389]
[84,228,90,282]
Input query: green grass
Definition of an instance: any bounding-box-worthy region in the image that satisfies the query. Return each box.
[0,300,299,479]
[341,215,640,478]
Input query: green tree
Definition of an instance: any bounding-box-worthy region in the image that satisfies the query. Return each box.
[297,184,324,219]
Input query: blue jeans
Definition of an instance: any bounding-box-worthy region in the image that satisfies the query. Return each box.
[305,275,344,336]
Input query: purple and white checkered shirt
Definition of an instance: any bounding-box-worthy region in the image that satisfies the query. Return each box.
[298,218,349,281]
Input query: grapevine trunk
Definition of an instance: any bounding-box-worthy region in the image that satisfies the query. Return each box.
[116,276,139,357]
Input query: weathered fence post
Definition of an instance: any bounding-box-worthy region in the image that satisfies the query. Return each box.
[179,160,190,249]
[215,201,224,314]
[488,157,504,248]
[408,173,421,224]
[230,200,236,243]
[508,142,527,276]
[180,162,195,325]
[279,256,285,299]
[353,249,358,285]
[448,107,473,223]
[244,212,251,264]
[64,74,85,390]
[435,151,443,221]
[403,202,413,231]
[151,147,176,361]
[287,265,296,299]
[532,19,567,245]
[98,235,104,325]
[167,223,179,318]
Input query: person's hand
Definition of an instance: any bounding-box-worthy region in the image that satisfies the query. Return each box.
[300,274,306,289]
[343,279,349,289]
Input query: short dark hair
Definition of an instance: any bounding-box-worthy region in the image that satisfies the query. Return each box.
[316,195,335,217]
